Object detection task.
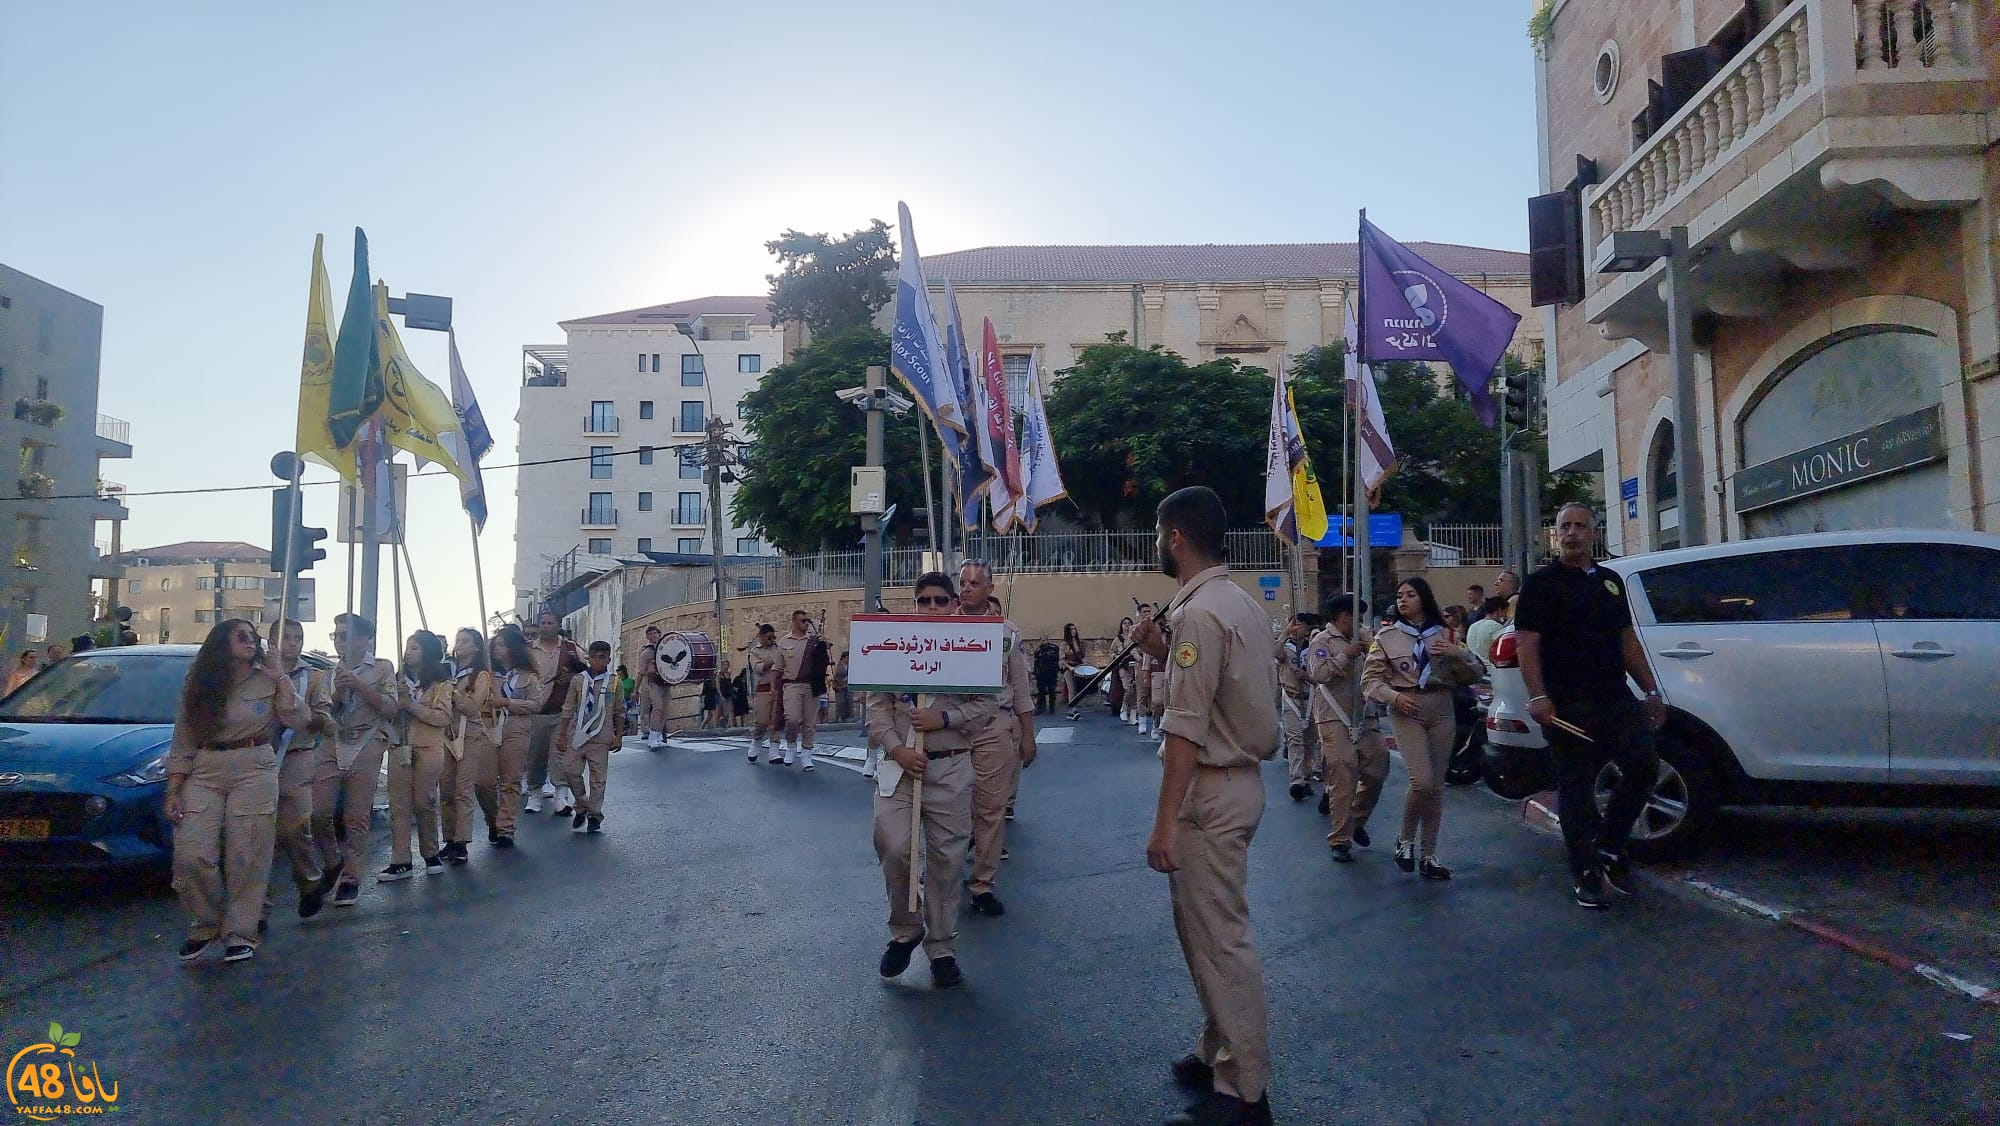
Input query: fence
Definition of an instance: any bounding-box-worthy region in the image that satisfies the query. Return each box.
[1422,524,1503,567]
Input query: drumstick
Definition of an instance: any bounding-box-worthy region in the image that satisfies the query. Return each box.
[909,693,927,914]
[1546,714,1593,743]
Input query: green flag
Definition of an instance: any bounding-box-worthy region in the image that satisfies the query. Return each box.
[326,227,383,448]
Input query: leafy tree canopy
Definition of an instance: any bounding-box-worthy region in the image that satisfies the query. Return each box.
[764,221,895,335]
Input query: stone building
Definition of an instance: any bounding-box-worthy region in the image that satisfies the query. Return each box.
[111,541,273,645]
[1532,0,1997,552]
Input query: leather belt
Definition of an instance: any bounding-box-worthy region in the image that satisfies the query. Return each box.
[202,736,268,752]
[925,747,970,760]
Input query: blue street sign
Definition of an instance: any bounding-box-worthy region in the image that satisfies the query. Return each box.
[1312,513,1405,549]
[1258,575,1282,589]
[1620,476,1640,501]
[1264,590,1277,601]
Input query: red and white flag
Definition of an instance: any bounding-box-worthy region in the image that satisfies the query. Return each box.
[980,318,1025,530]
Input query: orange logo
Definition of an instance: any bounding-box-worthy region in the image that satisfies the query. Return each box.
[7,1023,120,1120]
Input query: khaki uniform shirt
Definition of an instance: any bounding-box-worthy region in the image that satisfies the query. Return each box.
[1362,626,1428,705]
[1160,566,1281,768]
[1304,626,1366,726]
[401,676,454,751]
[279,662,334,755]
[333,657,400,746]
[863,691,998,756]
[1275,634,1308,697]
[560,670,627,749]
[777,633,811,681]
[532,638,580,712]
[955,606,1032,718]
[167,669,304,781]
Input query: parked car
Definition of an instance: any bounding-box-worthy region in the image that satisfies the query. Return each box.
[1483,529,2000,860]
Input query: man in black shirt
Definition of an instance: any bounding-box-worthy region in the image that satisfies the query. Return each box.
[1513,502,1667,909]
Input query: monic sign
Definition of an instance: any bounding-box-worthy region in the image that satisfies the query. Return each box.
[1733,404,1945,514]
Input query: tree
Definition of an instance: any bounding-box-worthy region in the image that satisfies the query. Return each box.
[764,221,895,335]
[730,326,936,553]
[1043,337,1272,529]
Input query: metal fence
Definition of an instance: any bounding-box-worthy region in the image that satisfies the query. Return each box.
[1422,524,1504,567]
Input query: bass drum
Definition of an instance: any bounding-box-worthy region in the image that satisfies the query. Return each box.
[656,631,718,686]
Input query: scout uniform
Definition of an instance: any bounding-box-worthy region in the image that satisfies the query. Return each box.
[1159,565,1281,1105]
[488,665,544,841]
[1134,643,1156,736]
[776,629,817,765]
[1363,623,1461,869]
[961,609,1032,907]
[1276,632,1318,791]
[745,638,780,759]
[168,669,303,952]
[866,688,999,970]
[638,641,670,745]
[448,663,499,847]
[559,669,627,826]
[314,656,400,893]
[530,637,582,807]
[1305,623,1389,852]
[266,658,332,917]
[386,673,453,871]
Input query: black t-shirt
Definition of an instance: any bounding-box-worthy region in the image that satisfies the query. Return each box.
[1513,560,1633,708]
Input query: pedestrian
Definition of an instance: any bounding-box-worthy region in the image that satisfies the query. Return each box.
[5,649,38,695]
[1464,584,1488,625]
[1306,596,1389,863]
[485,626,544,849]
[42,641,68,668]
[774,610,819,769]
[1031,639,1061,716]
[1059,623,1085,704]
[1278,613,1319,803]
[1133,604,1159,736]
[1363,576,1484,881]
[729,658,750,726]
[956,559,1035,918]
[616,663,637,730]
[319,613,400,908]
[1442,604,1467,643]
[701,669,722,730]
[745,624,780,761]
[1112,615,1134,721]
[556,640,625,833]
[447,627,497,857]
[1492,569,1521,606]
[381,631,451,881]
[638,625,670,748]
[263,619,334,926]
[832,651,852,722]
[524,610,585,815]
[1130,486,1280,1126]
[867,571,996,990]
[1513,502,1667,909]
[70,633,95,654]
[1465,594,1514,665]
[163,618,302,964]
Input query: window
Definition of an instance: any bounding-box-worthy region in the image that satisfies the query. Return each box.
[652,354,661,373]
[589,401,615,432]
[637,491,653,512]
[636,537,653,554]
[738,354,761,374]
[196,609,215,624]
[679,453,701,480]
[127,580,139,595]
[1854,545,2000,621]
[638,445,655,466]
[735,536,761,554]
[586,492,614,525]
[1641,549,1861,624]
[158,607,170,644]
[678,537,702,554]
[160,578,171,592]
[678,401,704,432]
[590,446,613,479]
[681,355,704,386]
[639,400,654,420]
[197,576,214,591]
[1002,354,1032,416]
[675,492,703,525]
[588,538,611,554]
[637,354,646,372]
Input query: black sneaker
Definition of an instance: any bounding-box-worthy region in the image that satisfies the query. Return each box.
[1288,782,1309,802]
[446,842,470,864]
[1419,856,1453,881]
[316,864,343,896]
[571,809,588,833]
[1328,843,1354,864]
[1394,840,1416,872]
[879,934,923,978]
[929,956,964,989]
[1596,849,1635,897]
[1575,867,1611,910]
[377,863,414,883]
[222,943,255,964]
[332,880,360,907]
[493,834,516,849]
[1169,1053,1214,1091]
[969,891,1005,917]
[298,882,326,919]
[554,805,575,817]
[177,938,212,963]
[423,854,445,874]
[586,816,602,834]
[487,827,500,844]
[1004,805,1016,822]
[1352,825,1371,848]
[1316,792,1331,816]
[1167,1091,1274,1126]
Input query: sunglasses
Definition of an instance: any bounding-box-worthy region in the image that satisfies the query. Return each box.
[914,595,953,608]
[231,631,258,643]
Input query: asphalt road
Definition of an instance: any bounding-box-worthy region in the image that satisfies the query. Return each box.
[4,714,1996,1125]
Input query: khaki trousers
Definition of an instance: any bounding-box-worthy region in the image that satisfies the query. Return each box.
[1316,718,1389,848]
[751,688,774,736]
[171,743,279,948]
[1282,694,1318,784]
[1170,763,1270,1103]
[311,736,386,883]
[873,750,973,960]
[1389,688,1457,858]
[388,743,444,865]
[494,722,531,836]
[967,719,1020,896]
[440,737,473,844]
[261,746,323,919]
[781,682,817,747]
[528,715,563,792]
[640,682,669,734]
[563,738,614,818]
[459,726,500,839]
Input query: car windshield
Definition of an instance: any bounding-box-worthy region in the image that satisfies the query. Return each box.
[0,652,189,725]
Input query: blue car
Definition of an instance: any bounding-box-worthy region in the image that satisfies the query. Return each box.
[0,645,196,872]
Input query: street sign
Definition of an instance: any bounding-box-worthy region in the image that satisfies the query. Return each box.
[1313,513,1405,548]
[1620,476,1640,501]
[1625,497,1639,520]
[336,463,409,545]
[1257,575,1282,589]
[264,578,317,624]
[847,614,1005,694]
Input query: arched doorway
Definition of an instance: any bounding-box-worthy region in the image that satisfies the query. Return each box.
[1649,421,1680,551]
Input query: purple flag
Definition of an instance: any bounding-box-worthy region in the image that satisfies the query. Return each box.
[1355,216,1521,428]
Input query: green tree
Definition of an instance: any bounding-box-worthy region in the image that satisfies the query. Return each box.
[764,221,895,335]
[1043,337,1272,529]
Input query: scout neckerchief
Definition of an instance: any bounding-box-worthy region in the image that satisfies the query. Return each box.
[453,663,480,751]
[279,661,312,755]
[490,666,531,743]
[572,670,612,746]
[1393,620,1445,690]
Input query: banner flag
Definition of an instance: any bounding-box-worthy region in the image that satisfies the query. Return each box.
[1344,302,1397,503]
[372,284,470,484]
[326,228,383,449]
[946,281,992,529]
[1263,365,1329,543]
[1018,351,1066,532]
[448,329,492,531]
[980,318,1023,531]
[890,202,969,440]
[1355,215,1520,428]
[295,235,354,479]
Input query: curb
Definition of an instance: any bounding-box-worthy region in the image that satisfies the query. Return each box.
[1517,791,1999,1008]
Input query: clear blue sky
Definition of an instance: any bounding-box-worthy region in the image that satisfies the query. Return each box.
[0,0,1540,643]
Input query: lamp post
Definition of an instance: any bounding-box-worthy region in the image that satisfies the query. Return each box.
[1596,226,1707,548]
[676,322,731,651]
[840,367,914,616]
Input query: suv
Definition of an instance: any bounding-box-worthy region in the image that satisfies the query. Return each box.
[1483,529,2000,860]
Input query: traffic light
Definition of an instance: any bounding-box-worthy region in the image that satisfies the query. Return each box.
[270,486,328,575]
[1503,371,1536,431]
[291,523,328,574]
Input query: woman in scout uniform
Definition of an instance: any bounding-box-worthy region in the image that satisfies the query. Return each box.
[322,613,400,908]
[1363,577,1484,881]
[164,618,304,964]
[444,628,495,860]
[486,626,543,848]
[381,631,453,881]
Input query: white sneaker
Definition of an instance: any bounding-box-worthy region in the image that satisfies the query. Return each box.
[800,750,815,771]
[524,793,544,814]
[1138,717,1152,736]
[862,748,881,778]
[540,782,557,799]
[555,785,576,813]
[782,747,796,766]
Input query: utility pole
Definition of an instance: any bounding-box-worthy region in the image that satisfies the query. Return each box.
[861,366,887,615]
[706,413,730,651]
[213,559,224,622]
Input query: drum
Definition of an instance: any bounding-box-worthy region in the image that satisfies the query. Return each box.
[656,631,718,686]
[1071,664,1100,680]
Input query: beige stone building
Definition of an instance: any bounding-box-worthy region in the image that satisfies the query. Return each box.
[113,541,274,645]
[1533,0,1998,553]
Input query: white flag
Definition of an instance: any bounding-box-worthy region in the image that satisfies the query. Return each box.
[1264,366,1294,538]
[1018,351,1066,532]
[1344,303,1396,500]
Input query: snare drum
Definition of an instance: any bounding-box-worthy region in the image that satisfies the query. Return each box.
[1071,664,1100,680]
[656,631,718,685]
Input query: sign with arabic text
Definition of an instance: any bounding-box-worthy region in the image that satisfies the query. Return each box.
[848,614,1005,695]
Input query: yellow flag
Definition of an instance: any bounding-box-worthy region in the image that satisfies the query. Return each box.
[372,284,470,483]
[295,236,354,478]
[1287,383,1329,541]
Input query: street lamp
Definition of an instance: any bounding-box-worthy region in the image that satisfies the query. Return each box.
[839,370,914,616]
[1595,226,1707,548]
[676,322,732,651]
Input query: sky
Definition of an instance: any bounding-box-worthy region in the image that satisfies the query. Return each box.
[0,0,1541,646]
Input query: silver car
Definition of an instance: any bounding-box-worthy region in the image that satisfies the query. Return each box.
[1483,529,2000,859]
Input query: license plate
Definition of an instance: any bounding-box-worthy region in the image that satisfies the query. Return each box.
[0,818,52,841]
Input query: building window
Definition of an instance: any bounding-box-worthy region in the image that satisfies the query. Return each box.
[679,454,701,480]
[197,576,214,591]
[681,355,704,386]
[678,537,702,554]
[127,579,139,594]
[196,609,215,624]
[637,491,653,512]
[586,492,614,524]
[588,538,612,554]
[589,401,615,432]
[675,492,703,525]
[652,354,661,373]
[590,446,613,479]
[738,354,761,374]
[639,400,654,420]
[1002,354,1031,417]
[637,354,646,372]
[636,537,652,554]
[678,401,704,432]
[160,578,171,592]
[638,445,655,466]
[735,536,760,554]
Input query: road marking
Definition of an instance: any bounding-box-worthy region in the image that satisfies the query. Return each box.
[1036,727,1076,744]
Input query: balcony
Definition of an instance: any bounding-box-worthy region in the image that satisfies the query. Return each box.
[95,413,132,459]
[92,480,128,522]
[1584,0,1988,343]
[86,544,124,580]
[580,507,619,530]
[583,414,619,436]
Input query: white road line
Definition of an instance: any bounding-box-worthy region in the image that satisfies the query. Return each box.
[1683,879,1792,922]
[1036,726,1076,744]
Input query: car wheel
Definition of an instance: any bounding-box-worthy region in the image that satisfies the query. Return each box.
[1593,730,1717,863]
[1481,742,1553,800]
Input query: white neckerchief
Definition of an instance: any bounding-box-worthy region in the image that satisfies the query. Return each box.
[1394,620,1445,689]
[500,668,528,700]
[572,671,612,744]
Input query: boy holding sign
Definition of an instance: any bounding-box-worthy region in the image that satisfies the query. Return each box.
[855,571,1005,990]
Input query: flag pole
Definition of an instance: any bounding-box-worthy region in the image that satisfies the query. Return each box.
[1352,215,1374,629]
[390,512,404,656]
[469,515,489,636]
[918,419,939,558]
[397,535,429,632]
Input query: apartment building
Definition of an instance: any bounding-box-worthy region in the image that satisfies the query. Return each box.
[0,265,132,649]
[112,541,276,645]
[1530,0,1997,553]
[513,297,786,618]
